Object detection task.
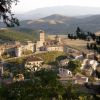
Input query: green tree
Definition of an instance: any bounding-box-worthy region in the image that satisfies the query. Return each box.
[0,84,8,100]
[0,0,19,27]
[76,27,81,38]
[67,60,81,74]
[34,69,65,99]
[6,69,64,100]
[0,69,97,100]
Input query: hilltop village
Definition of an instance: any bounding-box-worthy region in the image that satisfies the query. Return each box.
[0,30,100,96]
[1,0,100,98]
[0,30,63,57]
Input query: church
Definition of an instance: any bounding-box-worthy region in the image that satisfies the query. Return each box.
[36,30,64,52]
[0,30,64,57]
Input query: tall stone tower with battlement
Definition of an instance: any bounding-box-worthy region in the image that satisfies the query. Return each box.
[40,30,45,42]
[36,30,45,51]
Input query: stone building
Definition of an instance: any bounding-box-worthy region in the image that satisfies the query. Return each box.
[15,41,35,57]
[40,30,45,42]
[25,56,43,71]
[46,45,63,52]
[0,30,64,57]
[36,31,64,52]
[81,59,99,76]
[36,31,45,51]
[0,62,4,76]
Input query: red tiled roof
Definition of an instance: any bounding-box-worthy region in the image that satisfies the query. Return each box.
[26,56,43,62]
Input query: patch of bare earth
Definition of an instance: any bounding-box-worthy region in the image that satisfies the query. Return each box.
[63,39,92,51]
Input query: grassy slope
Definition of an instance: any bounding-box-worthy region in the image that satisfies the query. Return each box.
[0,29,38,42]
[35,51,65,64]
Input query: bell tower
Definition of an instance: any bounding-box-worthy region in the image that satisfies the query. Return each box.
[40,30,45,42]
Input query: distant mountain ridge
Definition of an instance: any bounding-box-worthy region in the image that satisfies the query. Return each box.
[42,14,74,20]
[15,6,100,20]
[1,14,100,34]
[25,14,76,25]
[2,5,100,34]
[14,14,100,34]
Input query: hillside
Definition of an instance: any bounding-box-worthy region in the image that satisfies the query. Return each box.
[42,14,74,21]
[0,29,38,43]
[1,14,100,34]
[15,6,100,20]
[15,14,100,34]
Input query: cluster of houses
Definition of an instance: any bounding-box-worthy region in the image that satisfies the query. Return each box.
[58,61,100,85]
[0,30,63,57]
[58,51,100,84]
[1,47,99,85]
[0,30,64,79]
[58,68,89,85]
[0,30,100,85]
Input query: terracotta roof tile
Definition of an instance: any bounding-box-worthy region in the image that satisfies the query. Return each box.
[26,56,43,62]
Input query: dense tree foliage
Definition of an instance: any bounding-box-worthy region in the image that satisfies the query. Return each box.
[4,58,25,78]
[67,60,81,74]
[0,0,19,27]
[76,27,96,40]
[0,69,97,100]
[76,27,82,38]
[0,69,65,100]
[87,42,100,53]
[96,36,100,45]
[68,27,97,41]
[68,34,77,40]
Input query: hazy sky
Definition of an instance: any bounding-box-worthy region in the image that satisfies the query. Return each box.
[12,0,100,13]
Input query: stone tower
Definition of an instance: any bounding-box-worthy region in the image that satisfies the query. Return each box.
[55,35,61,43]
[15,46,22,57]
[40,30,45,42]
